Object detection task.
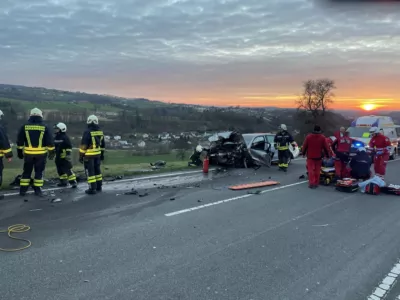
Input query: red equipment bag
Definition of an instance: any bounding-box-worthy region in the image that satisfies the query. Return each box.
[335,178,359,193]
[365,183,381,195]
[381,184,400,195]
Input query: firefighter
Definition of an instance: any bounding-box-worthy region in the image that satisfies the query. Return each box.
[369,126,391,179]
[0,110,13,198]
[79,115,105,195]
[274,124,296,172]
[332,128,353,180]
[54,122,77,188]
[301,125,331,189]
[16,108,55,196]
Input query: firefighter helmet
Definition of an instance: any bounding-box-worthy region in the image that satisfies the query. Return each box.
[87,115,99,125]
[55,122,67,132]
[279,124,287,131]
[30,108,43,118]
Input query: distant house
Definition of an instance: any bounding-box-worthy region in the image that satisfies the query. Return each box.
[119,140,128,145]
[158,132,171,140]
[114,135,121,140]
[137,141,146,148]
[142,134,149,139]
[104,135,111,141]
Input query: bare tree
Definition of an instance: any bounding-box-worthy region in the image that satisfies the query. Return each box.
[296,79,336,118]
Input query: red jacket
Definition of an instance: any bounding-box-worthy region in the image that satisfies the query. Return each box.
[369,134,391,153]
[333,135,353,153]
[302,133,330,159]
[325,137,334,156]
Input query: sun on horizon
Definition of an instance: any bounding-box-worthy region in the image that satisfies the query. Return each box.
[361,103,378,111]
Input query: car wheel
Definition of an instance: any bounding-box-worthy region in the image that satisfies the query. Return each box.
[390,148,397,160]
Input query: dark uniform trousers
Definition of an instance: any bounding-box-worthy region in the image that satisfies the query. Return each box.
[84,157,102,190]
[278,149,290,169]
[55,158,76,184]
[20,155,46,192]
[0,158,4,187]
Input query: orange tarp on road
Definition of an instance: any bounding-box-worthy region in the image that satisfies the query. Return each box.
[229,181,280,190]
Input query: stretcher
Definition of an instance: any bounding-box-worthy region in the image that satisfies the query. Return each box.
[320,167,335,186]
[229,181,280,190]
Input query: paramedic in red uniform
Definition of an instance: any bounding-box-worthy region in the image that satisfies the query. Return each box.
[369,126,391,179]
[332,128,353,180]
[302,125,331,189]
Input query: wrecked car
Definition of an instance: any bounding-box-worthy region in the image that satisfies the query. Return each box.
[243,133,299,165]
[192,131,273,168]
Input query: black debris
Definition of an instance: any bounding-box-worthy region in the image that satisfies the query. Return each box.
[170,198,175,201]
[139,193,149,197]
[124,189,138,195]
[247,190,261,195]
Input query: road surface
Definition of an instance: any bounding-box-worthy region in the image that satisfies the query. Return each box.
[1,158,400,300]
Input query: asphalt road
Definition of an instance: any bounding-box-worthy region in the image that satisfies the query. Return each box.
[1,158,400,300]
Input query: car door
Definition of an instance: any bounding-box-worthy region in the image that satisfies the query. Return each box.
[248,136,272,167]
[265,134,277,161]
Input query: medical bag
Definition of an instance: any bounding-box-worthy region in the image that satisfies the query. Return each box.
[364,182,381,195]
[335,178,359,193]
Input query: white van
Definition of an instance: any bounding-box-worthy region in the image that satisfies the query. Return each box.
[347,115,400,160]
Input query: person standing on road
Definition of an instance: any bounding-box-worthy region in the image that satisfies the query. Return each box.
[274,124,297,172]
[332,128,353,181]
[0,110,13,198]
[54,122,77,188]
[368,127,391,180]
[16,108,55,196]
[301,125,330,189]
[79,115,105,195]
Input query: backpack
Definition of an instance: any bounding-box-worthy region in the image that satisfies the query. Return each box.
[365,183,380,195]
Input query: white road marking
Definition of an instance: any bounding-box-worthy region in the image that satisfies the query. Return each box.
[2,168,213,197]
[367,261,400,299]
[165,181,308,217]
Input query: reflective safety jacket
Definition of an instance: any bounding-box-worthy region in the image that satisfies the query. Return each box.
[79,124,105,158]
[0,124,13,159]
[16,116,55,155]
[54,132,73,159]
[274,130,294,151]
[369,134,391,154]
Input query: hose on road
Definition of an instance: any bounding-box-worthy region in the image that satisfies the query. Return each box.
[0,224,31,252]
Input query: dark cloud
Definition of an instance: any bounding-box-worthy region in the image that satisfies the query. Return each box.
[0,0,400,106]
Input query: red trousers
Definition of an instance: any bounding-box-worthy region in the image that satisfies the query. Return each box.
[334,160,350,178]
[307,158,322,186]
[374,153,389,179]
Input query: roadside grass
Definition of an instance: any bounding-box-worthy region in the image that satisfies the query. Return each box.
[2,149,195,190]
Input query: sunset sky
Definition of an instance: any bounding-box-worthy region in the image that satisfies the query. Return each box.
[1,0,400,110]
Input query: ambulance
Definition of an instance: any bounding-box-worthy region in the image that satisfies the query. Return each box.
[347,115,400,160]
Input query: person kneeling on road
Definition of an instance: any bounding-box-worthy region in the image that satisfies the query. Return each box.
[349,147,372,181]
[79,115,105,195]
[54,122,77,188]
[301,125,331,189]
[274,124,297,172]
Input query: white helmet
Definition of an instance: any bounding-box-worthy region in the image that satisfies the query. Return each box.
[0,110,3,120]
[279,124,287,131]
[55,122,67,132]
[195,145,203,152]
[30,107,43,118]
[87,115,99,125]
[369,127,379,134]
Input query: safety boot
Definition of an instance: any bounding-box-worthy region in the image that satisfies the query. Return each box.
[96,181,102,192]
[33,186,44,197]
[85,182,97,195]
[69,180,78,188]
[57,179,68,187]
